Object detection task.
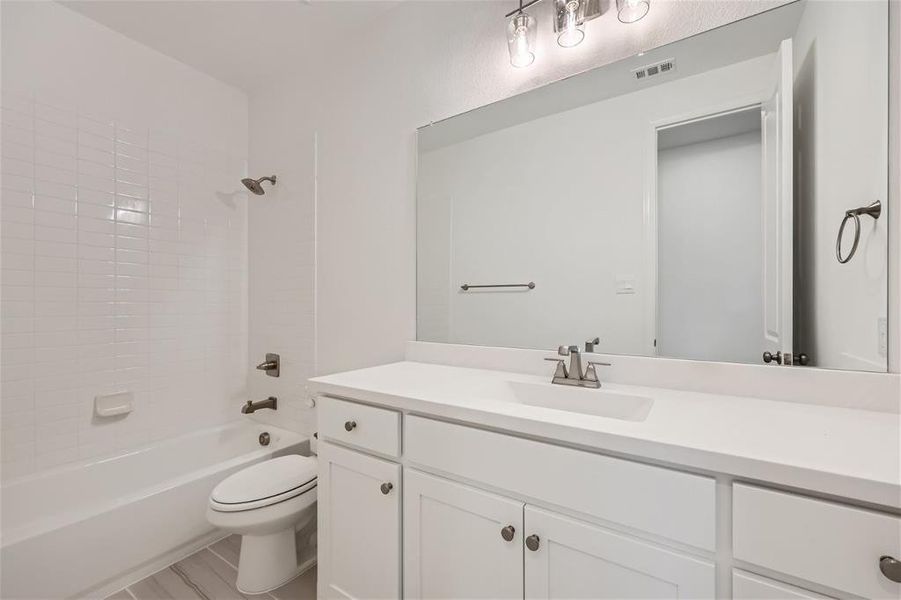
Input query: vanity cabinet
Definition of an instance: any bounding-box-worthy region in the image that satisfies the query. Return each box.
[317,440,401,600]
[524,506,714,599]
[317,395,901,600]
[733,483,901,599]
[404,469,524,599]
[404,414,717,551]
[403,468,714,600]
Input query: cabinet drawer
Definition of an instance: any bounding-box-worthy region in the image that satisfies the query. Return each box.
[318,396,401,457]
[733,570,833,599]
[733,484,901,599]
[405,415,715,550]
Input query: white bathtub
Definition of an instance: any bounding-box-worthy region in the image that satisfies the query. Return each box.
[0,421,308,599]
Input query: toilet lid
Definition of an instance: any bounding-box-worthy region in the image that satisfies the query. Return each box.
[211,455,317,507]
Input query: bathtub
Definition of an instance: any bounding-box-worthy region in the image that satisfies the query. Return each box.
[1,421,308,599]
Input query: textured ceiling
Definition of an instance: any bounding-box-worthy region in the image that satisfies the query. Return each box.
[60,0,401,91]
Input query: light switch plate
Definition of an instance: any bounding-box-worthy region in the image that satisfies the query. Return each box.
[615,276,637,295]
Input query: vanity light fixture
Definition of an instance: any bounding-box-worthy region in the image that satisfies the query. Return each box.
[556,0,585,48]
[617,0,650,23]
[507,1,537,68]
[505,0,647,67]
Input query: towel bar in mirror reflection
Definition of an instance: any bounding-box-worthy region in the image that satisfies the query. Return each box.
[460,282,536,291]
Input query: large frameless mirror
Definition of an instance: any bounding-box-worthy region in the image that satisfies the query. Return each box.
[416,0,890,372]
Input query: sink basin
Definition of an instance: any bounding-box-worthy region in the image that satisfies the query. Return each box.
[506,381,653,422]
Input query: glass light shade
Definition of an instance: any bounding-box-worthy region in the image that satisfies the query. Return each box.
[507,12,536,68]
[617,0,650,23]
[557,0,584,48]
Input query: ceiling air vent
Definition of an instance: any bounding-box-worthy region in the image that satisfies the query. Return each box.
[632,58,676,81]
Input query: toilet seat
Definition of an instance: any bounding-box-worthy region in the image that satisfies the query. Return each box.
[210,455,317,512]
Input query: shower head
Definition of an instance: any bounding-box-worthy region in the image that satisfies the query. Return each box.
[241,175,277,195]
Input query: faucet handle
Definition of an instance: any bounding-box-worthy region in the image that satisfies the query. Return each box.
[585,337,601,352]
[544,357,569,379]
[587,360,612,368]
[583,361,611,387]
[558,345,579,356]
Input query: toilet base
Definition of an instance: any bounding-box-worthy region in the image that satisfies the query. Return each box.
[236,529,300,594]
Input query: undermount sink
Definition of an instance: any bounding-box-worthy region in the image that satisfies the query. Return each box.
[506,381,654,422]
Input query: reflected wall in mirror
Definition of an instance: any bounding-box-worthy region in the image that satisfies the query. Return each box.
[416,0,890,372]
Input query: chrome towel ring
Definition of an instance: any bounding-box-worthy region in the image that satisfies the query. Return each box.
[835,200,881,264]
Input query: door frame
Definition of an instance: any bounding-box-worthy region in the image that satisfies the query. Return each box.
[645,94,765,357]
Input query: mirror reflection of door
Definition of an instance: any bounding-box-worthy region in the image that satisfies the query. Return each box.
[656,40,793,365]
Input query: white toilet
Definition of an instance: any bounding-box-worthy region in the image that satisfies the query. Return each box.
[207,454,318,594]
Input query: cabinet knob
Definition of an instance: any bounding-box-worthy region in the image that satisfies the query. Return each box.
[880,556,901,583]
[380,482,393,495]
[344,420,356,431]
[525,534,540,551]
[500,525,515,542]
[762,351,783,365]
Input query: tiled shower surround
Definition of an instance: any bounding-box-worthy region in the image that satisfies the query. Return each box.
[0,91,249,480]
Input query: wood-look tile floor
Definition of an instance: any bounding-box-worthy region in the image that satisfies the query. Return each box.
[107,535,316,600]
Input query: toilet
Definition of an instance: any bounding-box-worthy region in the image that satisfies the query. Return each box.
[207,454,318,594]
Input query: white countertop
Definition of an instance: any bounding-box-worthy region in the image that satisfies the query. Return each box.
[309,361,901,509]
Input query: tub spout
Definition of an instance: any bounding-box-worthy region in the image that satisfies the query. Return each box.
[242,396,277,414]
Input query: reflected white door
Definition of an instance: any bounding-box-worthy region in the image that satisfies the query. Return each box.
[761,38,794,362]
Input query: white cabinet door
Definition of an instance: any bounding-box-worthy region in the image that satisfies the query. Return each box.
[524,506,715,599]
[733,570,835,600]
[317,441,401,600]
[404,469,524,599]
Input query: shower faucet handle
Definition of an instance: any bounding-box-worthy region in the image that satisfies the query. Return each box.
[255,353,280,377]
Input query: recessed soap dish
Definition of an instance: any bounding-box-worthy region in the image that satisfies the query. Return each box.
[95,392,133,418]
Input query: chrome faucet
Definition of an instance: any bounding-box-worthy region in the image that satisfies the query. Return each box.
[545,342,610,389]
[242,396,278,414]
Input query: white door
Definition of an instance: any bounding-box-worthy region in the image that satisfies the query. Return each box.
[761,38,794,363]
[733,570,835,600]
[317,441,401,600]
[523,506,715,599]
[404,469,524,599]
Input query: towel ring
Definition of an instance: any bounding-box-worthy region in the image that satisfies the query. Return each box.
[835,200,881,264]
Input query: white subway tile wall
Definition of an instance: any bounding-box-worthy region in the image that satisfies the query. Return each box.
[1,90,249,481]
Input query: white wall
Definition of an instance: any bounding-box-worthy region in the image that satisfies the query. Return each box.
[658,130,763,364]
[245,88,317,435]
[246,0,795,412]
[417,56,772,355]
[0,2,249,480]
[792,0,889,371]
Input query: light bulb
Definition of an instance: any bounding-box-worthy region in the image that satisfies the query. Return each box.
[507,12,536,68]
[557,0,584,48]
[617,0,650,23]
